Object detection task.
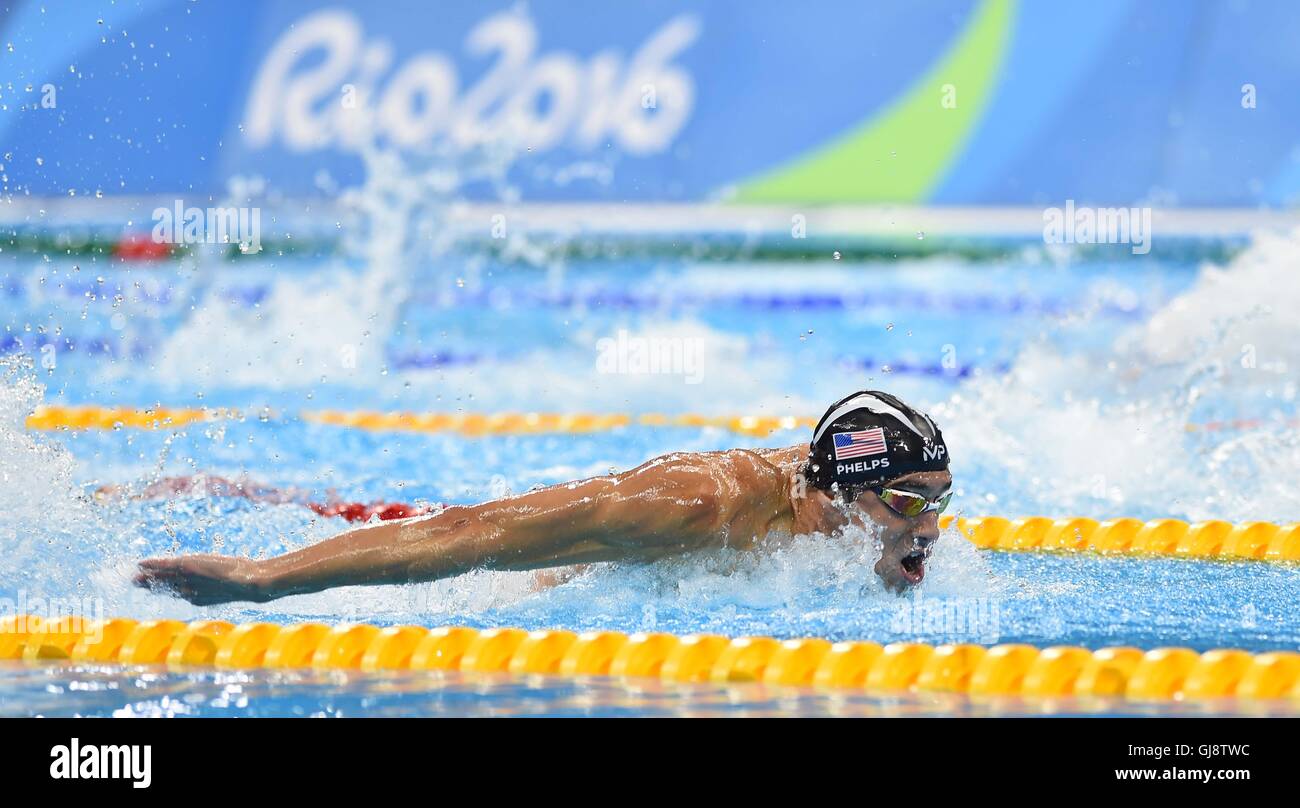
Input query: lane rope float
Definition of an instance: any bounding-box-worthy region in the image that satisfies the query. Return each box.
[938,515,1300,562]
[29,404,1285,438]
[2,617,1297,704]
[28,405,241,431]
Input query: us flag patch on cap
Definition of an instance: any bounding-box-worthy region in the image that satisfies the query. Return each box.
[833,428,887,460]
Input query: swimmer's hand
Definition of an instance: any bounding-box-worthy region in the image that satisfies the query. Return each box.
[134,556,269,605]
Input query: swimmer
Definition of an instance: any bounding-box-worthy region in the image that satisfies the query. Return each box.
[135,391,952,605]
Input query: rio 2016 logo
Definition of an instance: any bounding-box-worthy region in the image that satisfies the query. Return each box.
[244,9,699,155]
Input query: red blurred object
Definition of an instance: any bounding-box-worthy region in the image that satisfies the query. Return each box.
[101,474,437,523]
[308,501,434,523]
[113,235,173,261]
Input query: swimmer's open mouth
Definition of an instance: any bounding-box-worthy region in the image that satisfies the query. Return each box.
[900,550,926,584]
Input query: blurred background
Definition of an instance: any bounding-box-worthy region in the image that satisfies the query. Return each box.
[4,0,1300,206]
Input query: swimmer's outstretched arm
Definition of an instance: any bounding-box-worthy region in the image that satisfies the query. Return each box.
[135,452,757,605]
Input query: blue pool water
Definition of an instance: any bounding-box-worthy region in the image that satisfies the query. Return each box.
[3,200,1300,714]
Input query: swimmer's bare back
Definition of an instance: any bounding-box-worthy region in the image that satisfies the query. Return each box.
[135,446,815,605]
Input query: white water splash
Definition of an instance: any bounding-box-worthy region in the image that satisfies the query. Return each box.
[0,357,123,596]
[151,143,518,390]
[939,228,1300,523]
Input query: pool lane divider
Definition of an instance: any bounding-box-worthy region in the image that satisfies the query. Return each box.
[939,515,1300,562]
[25,405,1279,438]
[2,617,1298,704]
[26,405,804,435]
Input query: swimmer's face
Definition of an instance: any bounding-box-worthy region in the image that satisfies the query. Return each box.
[849,470,951,592]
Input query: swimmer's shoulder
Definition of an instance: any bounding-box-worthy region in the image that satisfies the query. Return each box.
[620,447,801,543]
[621,446,805,505]
[711,445,808,501]
[716,447,807,538]
[741,445,809,483]
[748,444,808,466]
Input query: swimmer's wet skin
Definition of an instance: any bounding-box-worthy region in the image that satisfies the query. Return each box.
[134,390,951,604]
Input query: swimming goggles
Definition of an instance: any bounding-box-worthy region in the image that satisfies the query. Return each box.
[873,486,952,518]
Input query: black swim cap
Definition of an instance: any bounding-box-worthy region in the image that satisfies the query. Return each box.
[805,390,949,495]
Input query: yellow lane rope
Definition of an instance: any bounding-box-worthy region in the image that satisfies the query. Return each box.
[26,404,1290,437]
[26,405,240,431]
[25,405,816,436]
[939,516,1300,562]
[3,617,1297,703]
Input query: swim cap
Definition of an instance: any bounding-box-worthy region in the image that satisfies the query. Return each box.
[805,390,949,494]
